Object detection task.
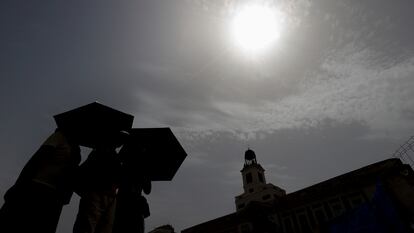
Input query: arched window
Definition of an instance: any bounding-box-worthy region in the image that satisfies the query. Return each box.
[258,172,264,183]
[246,172,253,183]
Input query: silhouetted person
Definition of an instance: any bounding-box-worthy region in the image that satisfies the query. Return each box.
[112,157,151,233]
[73,133,125,233]
[0,129,81,233]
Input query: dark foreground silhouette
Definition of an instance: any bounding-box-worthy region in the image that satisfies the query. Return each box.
[0,129,81,233]
[0,102,187,233]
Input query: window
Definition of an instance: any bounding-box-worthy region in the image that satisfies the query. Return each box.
[349,194,364,208]
[239,223,252,233]
[283,218,294,233]
[262,194,271,200]
[313,208,326,225]
[246,173,253,184]
[258,172,264,183]
[298,213,311,233]
[329,199,345,217]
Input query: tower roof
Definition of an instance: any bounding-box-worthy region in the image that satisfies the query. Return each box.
[244,148,258,166]
[245,148,256,161]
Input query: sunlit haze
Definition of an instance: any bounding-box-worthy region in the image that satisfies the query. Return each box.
[231,3,283,54]
[1,1,414,232]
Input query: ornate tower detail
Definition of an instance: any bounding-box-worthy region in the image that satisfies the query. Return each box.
[235,149,286,211]
[244,148,257,165]
[242,149,266,193]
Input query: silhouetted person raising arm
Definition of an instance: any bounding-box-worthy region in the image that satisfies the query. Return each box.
[73,132,125,233]
[0,129,81,233]
[112,153,151,233]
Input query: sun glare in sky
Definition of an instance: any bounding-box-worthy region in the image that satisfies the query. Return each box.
[231,3,283,54]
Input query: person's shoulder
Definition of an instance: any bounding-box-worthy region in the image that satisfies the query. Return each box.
[42,131,68,147]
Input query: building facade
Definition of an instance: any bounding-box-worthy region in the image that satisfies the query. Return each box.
[182,149,414,233]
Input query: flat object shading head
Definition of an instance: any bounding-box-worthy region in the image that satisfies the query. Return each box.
[119,128,187,181]
[54,102,134,148]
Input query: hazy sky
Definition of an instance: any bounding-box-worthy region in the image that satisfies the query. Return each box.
[1,0,413,232]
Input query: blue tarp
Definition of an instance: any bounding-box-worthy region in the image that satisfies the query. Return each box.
[328,181,408,233]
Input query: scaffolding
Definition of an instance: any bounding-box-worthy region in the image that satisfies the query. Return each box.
[392,136,414,168]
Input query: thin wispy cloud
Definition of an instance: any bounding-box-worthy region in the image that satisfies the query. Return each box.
[1,1,413,232]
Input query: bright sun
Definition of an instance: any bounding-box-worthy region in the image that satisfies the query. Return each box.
[231,4,283,54]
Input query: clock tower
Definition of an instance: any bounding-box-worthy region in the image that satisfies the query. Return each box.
[235,149,286,211]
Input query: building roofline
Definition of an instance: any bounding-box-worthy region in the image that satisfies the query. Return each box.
[276,158,405,208]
